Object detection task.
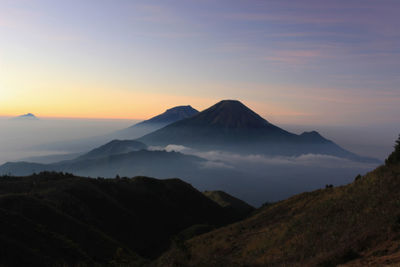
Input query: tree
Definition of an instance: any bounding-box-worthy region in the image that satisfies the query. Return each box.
[386,134,400,165]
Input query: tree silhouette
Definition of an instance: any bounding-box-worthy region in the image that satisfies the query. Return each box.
[386,134,400,165]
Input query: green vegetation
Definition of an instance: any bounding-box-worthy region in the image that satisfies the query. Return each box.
[156,137,400,266]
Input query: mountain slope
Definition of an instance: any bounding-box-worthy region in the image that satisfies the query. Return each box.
[33,105,198,154]
[139,100,293,147]
[139,100,373,161]
[157,148,400,266]
[76,139,147,160]
[0,150,205,178]
[114,105,199,139]
[0,172,240,266]
[13,113,38,120]
[204,190,255,221]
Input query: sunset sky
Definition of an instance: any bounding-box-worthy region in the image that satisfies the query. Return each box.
[1,0,399,125]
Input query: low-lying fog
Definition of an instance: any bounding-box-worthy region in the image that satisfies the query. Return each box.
[0,117,397,164]
[0,117,136,164]
[281,124,400,161]
[0,117,398,206]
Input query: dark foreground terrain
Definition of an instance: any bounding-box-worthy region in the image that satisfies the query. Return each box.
[0,173,253,266]
[1,137,399,266]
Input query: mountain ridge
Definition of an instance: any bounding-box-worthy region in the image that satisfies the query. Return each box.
[13,113,38,120]
[32,105,199,153]
[139,100,377,162]
[114,105,199,139]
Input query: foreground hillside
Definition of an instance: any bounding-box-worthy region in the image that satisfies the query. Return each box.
[157,138,400,266]
[0,172,252,266]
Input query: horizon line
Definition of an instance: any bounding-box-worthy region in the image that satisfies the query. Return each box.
[0,114,143,120]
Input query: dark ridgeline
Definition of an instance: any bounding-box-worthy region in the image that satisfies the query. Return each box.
[0,150,207,178]
[0,172,253,266]
[139,100,377,162]
[75,139,147,160]
[156,137,400,266]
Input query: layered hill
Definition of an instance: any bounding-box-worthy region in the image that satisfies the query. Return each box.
[156,142,400,266]
[0,150,205,178]
[0,172,250,266]
[139,100,375,161]
[76,139,147,160]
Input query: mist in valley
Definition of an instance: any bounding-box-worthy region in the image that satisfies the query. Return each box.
[0,117,136,164]
[0,116,393,206]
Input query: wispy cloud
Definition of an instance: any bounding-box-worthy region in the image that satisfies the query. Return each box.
[264,49,322,64]
[152,144,376,170]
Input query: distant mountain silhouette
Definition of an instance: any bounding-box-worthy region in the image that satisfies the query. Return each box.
[0,150,206,178]
[34,105,199,153]
[13,113,38,120]
[139,100,376,162]
[114,105,199,139]
[76,140,147,160]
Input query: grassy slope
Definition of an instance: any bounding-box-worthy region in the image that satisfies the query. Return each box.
[203,190,255,221]
[157,162,400,266]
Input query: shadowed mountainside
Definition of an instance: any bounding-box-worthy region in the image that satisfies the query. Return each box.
[76,139,147,160]
[0,172,252,266]
[139,100,377,162]
[204,190,255,221]
[156,137,400,266]
[114,105,199,139]
[0,150,206,178]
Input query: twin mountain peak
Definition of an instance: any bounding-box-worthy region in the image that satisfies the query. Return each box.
[138,100,328,145]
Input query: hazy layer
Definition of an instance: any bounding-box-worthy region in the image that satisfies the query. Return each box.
[282,124,400,160]
[0,118,397,165]
[0,117,136,164]
[0,117,394,206]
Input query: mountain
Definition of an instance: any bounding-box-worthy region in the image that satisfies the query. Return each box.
[0,172,245,266]
[139,100,376,161]
[113,105,199,139]
[76,139,147,160]
[0,146,373,207]
[0,150,206,178]
[157,143,400,266]
[13,113,38,120]
[33,105,199,154]
[19,152,83,164]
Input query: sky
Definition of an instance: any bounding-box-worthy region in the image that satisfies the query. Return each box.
[1,0,399,125]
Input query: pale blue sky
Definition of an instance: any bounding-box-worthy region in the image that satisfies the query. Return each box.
[1,0,399,125]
